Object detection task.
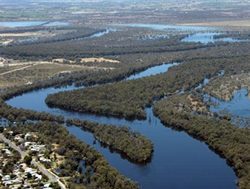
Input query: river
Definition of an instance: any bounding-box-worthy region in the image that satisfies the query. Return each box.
[6,62,237,189]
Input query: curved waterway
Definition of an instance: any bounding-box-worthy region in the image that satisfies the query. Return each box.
[7,63,236,189]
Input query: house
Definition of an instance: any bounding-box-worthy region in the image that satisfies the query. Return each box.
[39,156,51,163]
[2,148,12,156]
[2,175,11,181]
[24,132,37,141]
[24,142,36,148]
[29,144,46,152]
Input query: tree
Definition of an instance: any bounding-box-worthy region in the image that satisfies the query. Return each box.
[24,155,32,165]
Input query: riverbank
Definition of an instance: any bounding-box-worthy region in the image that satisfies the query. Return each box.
[154,93,250,189]
[2,122,138,189]
[66,119,153,164]
[43,58,224,120]
[3,26,249,188]
[6,61,237,189]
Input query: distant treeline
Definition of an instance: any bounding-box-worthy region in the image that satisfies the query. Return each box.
[0,33,213,59]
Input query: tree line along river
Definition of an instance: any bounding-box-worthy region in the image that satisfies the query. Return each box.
[6,62,237,189]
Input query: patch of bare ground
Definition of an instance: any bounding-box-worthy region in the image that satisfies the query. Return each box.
[0,59,113,89]
[80,57,120,63]
[161,93,209,115]
[52,57,120,64]
[181,20,250,29]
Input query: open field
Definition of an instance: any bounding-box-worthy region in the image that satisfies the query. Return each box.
[182,20,250,28]
[0,60,112,89]
[1,0,250,25]
[0,26,100,46]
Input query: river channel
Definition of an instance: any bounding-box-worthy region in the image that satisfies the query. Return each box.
[6,62,236,189]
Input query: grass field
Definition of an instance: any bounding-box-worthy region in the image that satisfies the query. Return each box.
[0,61,111,89]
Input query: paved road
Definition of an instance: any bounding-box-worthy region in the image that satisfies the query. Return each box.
[0,133,66,189]
[0,133,27,159]
[32,160,66,189]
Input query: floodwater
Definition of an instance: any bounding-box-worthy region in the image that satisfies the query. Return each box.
[182,32,246,44]
[205,88,250,127]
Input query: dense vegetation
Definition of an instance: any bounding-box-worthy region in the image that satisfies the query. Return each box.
[1,30,250,189]
[0,99,64,123]
[2,26,249,60]
[154,94,250,189]
[5,122,138,189]
[0,31,210,58]
[45,56,249,119]
[0,50,185,99]
[0,99,153,164]
[0,86,154,165]
[67,119,153,163]
[0,142,21,175]
[46,53,250,120]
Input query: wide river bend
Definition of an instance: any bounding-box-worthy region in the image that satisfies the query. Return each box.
[7,63,236,189]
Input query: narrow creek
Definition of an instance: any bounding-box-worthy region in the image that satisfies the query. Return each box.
[6,63,236,189]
